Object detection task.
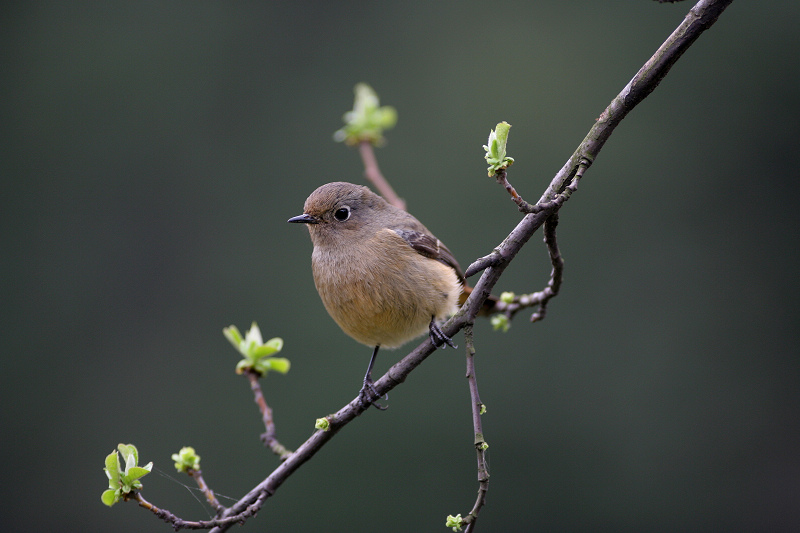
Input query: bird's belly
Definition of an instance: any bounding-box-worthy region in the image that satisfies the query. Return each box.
[311,251,460,349]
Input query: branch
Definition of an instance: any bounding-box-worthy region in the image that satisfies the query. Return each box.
[539,0,733,205]
[464,159,586,281]
[462,0,733,324]
[128,1,734,530]
[209,338,446,532]
[461,324,490,532]
[488,211,566,322]
[188,469,224,515]
[213,3,734,529]
[245,370,292,460]
[358,140,406,210]
[492,167,536,213]
[134,490,268,530]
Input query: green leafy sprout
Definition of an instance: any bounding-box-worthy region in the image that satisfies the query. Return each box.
[224,322,290,376]
[172,446,201,473]
[446,514,464,531]
[101,444,153,507]
[315,417,331,431]
[483,121,514,176]
[333,83,397,146]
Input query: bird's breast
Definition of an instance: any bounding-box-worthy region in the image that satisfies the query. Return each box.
[309,232,461,349]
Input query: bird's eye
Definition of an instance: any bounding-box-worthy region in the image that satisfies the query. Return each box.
[334,206,351,221]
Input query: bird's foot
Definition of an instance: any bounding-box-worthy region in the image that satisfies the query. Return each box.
[358,377,388,411]
[429,317,457,349]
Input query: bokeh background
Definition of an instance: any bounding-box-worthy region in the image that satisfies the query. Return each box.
[3,1,799,531]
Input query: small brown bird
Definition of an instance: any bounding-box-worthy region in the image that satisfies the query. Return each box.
[288,182,463,409]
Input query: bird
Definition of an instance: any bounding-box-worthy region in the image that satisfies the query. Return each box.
[288,182,463,409]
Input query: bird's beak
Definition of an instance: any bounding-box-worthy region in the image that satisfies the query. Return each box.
[287,213,319,224]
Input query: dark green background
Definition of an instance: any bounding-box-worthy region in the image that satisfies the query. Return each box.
[3,1,799,531]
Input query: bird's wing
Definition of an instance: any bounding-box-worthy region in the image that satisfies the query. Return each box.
[392,228,465,282]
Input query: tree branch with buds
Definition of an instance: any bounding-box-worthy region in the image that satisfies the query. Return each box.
[100,1,734,531]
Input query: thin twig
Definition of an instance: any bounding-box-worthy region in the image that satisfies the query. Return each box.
[527,158,587,214]
[358,140,406,210]
[188,469,224,514]
[461,324,490,532]
[491,156,588,217]
[134,490,269,530]
[465,159,586,280]
[494,168,536,212]
[465,158,584,317]
[246,370,292,460]
[487,166,583,321]
[476,213,567,323]
[530,213,564,322]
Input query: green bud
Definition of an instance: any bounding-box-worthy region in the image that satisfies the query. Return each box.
[490,314,511,333]
[483,121,515,176]
[315,417,331,431]
[445,514,464,531]
[171,446,201,473]
[499,291,515,304]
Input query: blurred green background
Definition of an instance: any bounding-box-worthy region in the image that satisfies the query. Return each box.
[3,1,799,531]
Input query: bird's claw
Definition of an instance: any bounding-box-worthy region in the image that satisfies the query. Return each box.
[359,378,388,410]
[429,318,457,349]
